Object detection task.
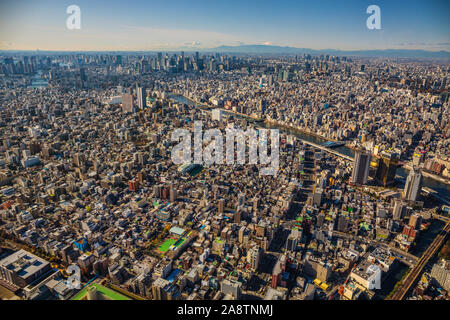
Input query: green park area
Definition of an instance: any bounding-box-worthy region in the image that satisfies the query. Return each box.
[72,283,131,300]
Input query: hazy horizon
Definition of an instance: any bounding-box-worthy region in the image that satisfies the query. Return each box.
[1,0,449,52]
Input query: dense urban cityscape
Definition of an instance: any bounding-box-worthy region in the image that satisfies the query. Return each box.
[0,2,449,314]
[0,50,449,303]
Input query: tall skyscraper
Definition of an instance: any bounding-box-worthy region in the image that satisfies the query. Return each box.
[157,52,162,65]
[409,214,422,230]
[286,229,301,252]
[238,226,246,244]
[79,67,87,82]
[169,185,177,202]
[116,55,122,65]
[404,167,423,201]
[375,151,398,187]
[393,199,406,221]
[234,210,241,224]
[313,188,323,207]
[350,150,370,185]
[136,86,146,110]
[247,246,262,271]
[218,199,225,214]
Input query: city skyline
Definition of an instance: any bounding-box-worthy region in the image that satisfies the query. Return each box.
[1,0,449,52]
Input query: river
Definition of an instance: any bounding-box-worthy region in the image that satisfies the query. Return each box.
[169,94,450,203]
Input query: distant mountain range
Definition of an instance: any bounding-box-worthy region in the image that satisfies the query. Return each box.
[203,45,450,58]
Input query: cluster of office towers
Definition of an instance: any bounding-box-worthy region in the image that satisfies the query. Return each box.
[350,150,422,202]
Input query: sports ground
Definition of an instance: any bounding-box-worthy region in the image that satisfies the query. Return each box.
[157,238,177,253]
[156,236,188,254]
[72,283,131,300]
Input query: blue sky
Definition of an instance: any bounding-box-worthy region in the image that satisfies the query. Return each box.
[0,0,449,51]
